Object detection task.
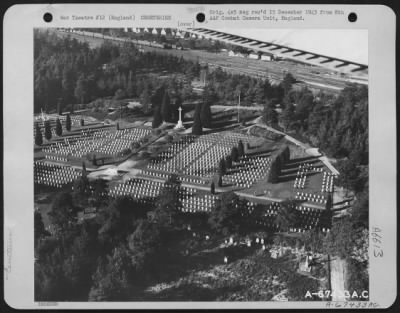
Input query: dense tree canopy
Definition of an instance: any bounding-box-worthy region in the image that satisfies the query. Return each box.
[44,120,52,141]
[35,123,43,146]
[192,103,203,135]
[55,118,62,136]
[34,30,200,114]
[208,192,247,235]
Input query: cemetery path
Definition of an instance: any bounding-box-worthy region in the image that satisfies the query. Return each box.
[254,122,340,176]
[213,105,264,112]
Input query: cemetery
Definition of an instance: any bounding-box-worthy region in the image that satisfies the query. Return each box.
[34,107,336,236]
[31,29,370,302]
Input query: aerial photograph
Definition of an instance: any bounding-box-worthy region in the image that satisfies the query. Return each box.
[34,27,368,302]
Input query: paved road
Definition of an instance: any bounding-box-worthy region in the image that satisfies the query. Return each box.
[330,257,346,301]
[251,122,340,176]
[213,104,264,112]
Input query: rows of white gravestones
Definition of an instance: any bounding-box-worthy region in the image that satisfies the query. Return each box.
[321,171,335,193]
[42,127,151,159]
[293,161,336,193]
[183,132,254,179]
[34,161,81,188]
[222,155,272,188]
[146,135,197,172]
[108,177,219,212]
[108,178,164,203]
[293,162,323,189]
[145,132,260,187]
[243,200,331,233]
[294,191,327,205]
[179,193,219,213]
[151,135,216,174]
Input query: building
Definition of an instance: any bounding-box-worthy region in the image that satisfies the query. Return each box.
[261,54,273,61]
[248,53,260,60]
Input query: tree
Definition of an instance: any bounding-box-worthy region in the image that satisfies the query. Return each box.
[61,67,75,106]
[153,174,181,227]
[55,118,62,136]
[34,211,48,244]
[91,179,108,204]
[323,217,354,258]
[268,156,281,183]
[301,229,325,253]
[280,102,295,131]
[80,119,84,127]
[263,100,278,125]
[336,159,367,193]
[274,200,298,232]
[48,192,76,231]
[44,120,52,141]
[218,158,226,176]
[210,181,215,194]
[88,248,133,301]
[74,74,88,103]
[98,197,147,249]
[200,99,212,128]
[35,123,43,146]
[287,275,319,301]
[73,166,90,202]
[66,114,72,131]
[231,146,239,162]
[218,175,223,187]
[325,193,333,211]
[82,161,87,178]
[127,218,162,276]
[192,103,203,135]
[225,155,233,169]
[208,192,247,235]
[151,85,165,112]
[238,140,244,157]
[114,88,126,100]
[281,145,290,163]
[57,98,63,115]
[152,106,162,128]
[351,189,369,228]
[295,89,314,126]
[140,87,151,114]
[281,73,296,95]
[161,90,172,122]
[254,81,266,104]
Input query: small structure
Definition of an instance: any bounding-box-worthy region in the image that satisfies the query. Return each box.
[77,207,97,223]
[248,53,260,60]
[299,254,312,273]
[261,54,273,61]
[174,107,185,129]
